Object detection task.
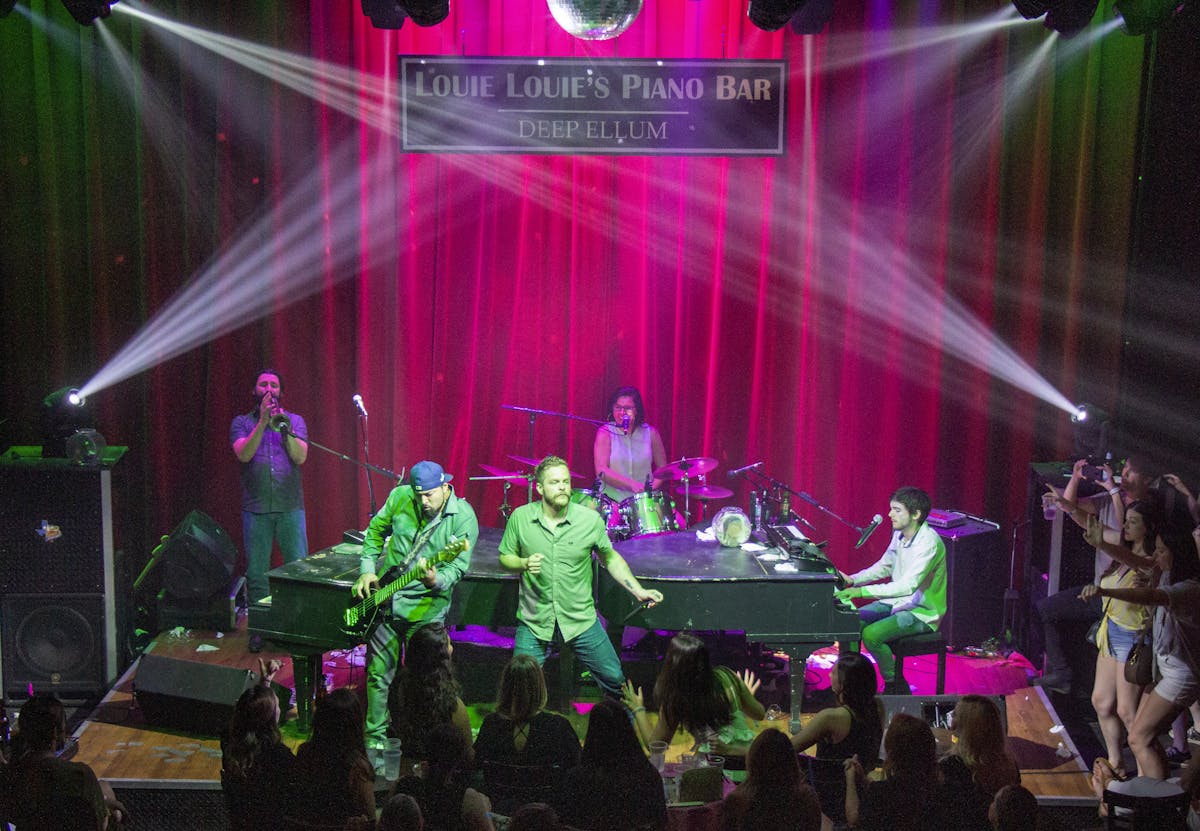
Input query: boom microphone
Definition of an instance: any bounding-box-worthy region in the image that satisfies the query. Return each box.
[727,461,763,478]
[352,394,368,417]
[855,514,883,549]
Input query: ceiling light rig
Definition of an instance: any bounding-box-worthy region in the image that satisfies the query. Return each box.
[748,0,835,33]
[1011,0,1101,37]
[61,0,116,25]
[360,0,448,29]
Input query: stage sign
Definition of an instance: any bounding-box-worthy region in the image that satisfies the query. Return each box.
[399,57,786,156]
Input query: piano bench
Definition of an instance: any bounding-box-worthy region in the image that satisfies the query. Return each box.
[888,631,947,695]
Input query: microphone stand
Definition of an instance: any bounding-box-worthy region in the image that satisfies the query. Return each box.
[502,404,608,502]
[469,474,527,523]
[274,424,404,486]
[738,468,818,533]
[357,412,377,521]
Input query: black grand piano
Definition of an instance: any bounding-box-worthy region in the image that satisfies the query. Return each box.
[249,526,859,730]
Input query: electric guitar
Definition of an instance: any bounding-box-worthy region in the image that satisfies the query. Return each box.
[342,536,469,637]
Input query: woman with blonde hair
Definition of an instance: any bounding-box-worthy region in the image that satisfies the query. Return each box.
[473,654,581,769]
[938,694,1020,828]
[943,694,1020,795]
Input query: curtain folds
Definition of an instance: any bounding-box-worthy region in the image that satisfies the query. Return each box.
[0,1,1143,576]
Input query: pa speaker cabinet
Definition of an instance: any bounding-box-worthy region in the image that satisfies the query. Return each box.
[1,593,108,698]
[0,450,126,697]
[935,518,1004,650]
[134,652,260,735]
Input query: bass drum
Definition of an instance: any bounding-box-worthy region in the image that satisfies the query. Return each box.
[620,490,679,538]
[569,488,616,527]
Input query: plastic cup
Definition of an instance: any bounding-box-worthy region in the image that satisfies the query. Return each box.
[703,754,725,772]
[382,738,403,780]
[679,752,697,770]
[1043,503,1056,521]
[663,774,680,804]
[649,740,668,772]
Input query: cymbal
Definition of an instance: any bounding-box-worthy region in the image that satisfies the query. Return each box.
[505,454,584,480]
[478,464,530,486]
[654,456,717,480]
[676,484,733,500]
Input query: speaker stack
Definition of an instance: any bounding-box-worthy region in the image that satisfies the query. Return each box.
[0,447,128,699]
[934,518,1005,650]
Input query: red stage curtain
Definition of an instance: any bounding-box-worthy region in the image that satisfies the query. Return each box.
[0,1,1143,576]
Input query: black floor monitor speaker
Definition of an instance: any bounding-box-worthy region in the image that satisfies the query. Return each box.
[160,509,238,601]
[881,693,1008,734]
[134,653,261,735]
[935,519,1005,650]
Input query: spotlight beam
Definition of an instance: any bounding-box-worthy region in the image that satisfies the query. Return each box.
[85,1,1082,424]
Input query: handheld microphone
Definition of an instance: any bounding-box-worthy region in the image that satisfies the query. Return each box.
[622,415,631,432]
[855,514,884,549]
[727,461,763,478]
[352,394,368,417]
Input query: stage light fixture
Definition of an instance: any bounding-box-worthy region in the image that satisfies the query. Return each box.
[41,386,96,458]
[1012,0,1100,36]
[360,0,446,28]
[361,0,408,28]
[749,0,804,31]
[790,0,834,33]
[1070,402,1111,460]
[547,0,643,39]
[402,0,448,26]
[60,0,115,25]
[1012,0,1050,18]
[1113,0,1186,34]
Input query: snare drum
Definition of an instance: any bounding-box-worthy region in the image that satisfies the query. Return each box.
[570,488,616,526]
[620,491,679,537]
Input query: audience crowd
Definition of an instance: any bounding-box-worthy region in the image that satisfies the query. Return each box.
[4,453,1200,830]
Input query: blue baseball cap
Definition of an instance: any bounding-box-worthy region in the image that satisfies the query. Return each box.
[410,460,452,492]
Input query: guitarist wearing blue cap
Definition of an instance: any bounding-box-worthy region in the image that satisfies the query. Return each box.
[352,460,478,750]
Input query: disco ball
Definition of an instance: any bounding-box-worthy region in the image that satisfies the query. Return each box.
[546,0,643,40]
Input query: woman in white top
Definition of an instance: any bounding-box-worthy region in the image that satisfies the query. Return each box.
[593,386,667,502]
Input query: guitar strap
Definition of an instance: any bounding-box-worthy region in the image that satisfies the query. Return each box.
[396,510,442,574]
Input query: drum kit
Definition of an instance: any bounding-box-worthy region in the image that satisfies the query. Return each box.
[474,452,734,541]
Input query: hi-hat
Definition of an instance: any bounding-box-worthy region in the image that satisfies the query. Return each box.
[677,484,733,500]
[506,454,584,480]
[654,457,717,480]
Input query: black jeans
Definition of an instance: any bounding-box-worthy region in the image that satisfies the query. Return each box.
[1033,586,1102,680]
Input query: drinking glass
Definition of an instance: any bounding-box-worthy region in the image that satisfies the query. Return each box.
[649,740,668,772]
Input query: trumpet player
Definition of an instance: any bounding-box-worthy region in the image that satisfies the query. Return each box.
[231,369,309,617]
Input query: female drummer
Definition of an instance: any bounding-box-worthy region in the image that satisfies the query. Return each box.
[594,385,667,503]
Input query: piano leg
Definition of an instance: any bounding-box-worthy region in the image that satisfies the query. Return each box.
[774,644,816,732]
[291,652,320,732]
[773,640,862,732]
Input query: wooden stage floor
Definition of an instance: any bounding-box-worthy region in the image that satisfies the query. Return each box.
[68,616,1096,808]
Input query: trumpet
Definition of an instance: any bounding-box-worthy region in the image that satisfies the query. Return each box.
[269,412,292,434]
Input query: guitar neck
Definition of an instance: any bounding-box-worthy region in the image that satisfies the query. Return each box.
[370,563,424,609]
